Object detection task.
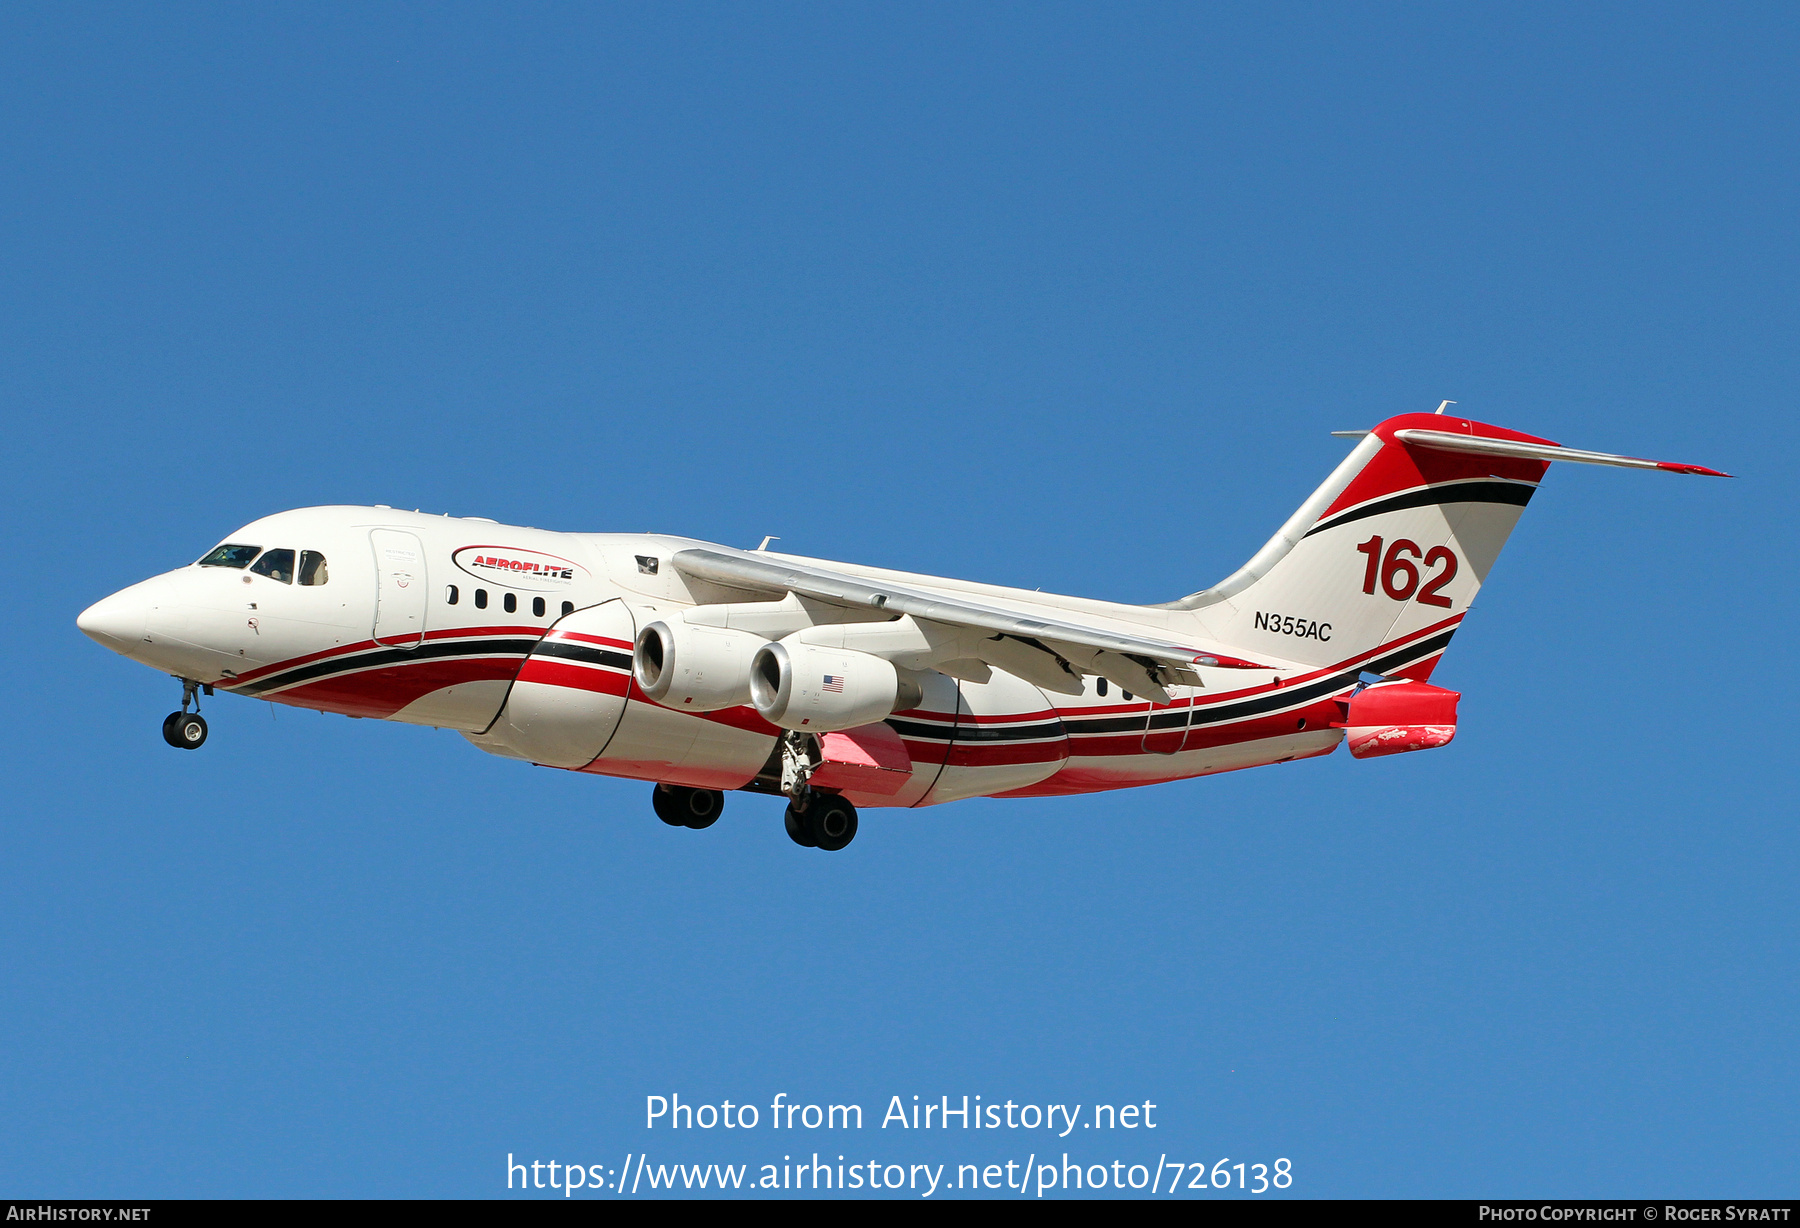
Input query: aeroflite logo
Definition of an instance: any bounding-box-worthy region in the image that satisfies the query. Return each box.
[453,546,586,591]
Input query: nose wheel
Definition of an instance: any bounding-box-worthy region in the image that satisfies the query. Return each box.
[162,678,212,750]
[162,711,208,749]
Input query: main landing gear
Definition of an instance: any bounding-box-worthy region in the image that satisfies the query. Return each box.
[770,730,858,851]
[648,781,859,851]
[784,792,858,852]
[652,784,724,829]
[161,678,212,750]
[653,735,859,850]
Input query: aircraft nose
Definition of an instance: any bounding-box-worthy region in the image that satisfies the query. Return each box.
[77,584,152,651]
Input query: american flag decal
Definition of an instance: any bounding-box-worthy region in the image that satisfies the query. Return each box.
[822,674,845,693]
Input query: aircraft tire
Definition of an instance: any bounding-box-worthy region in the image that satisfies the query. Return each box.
[682,789,724,830]
[783,802,817,848]
[164,712,207,750]
[652,784,723,830]
[652,784,687,827]
[806,795,858,852]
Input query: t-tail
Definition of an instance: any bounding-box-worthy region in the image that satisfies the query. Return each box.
[1168,411,1729,682]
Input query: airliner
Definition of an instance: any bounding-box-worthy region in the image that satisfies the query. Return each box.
[77,410,1726,851]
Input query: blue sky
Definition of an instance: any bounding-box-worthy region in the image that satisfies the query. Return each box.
[2,3,1795,1198]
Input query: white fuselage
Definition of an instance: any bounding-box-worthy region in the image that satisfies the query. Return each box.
[79,415,1726,820]
[77,505,1351,807]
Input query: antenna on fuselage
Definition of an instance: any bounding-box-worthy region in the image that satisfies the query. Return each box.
[1435,399,1457,415]
[755,536,780,552]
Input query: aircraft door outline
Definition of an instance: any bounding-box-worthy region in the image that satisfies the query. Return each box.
[370,528,428,648]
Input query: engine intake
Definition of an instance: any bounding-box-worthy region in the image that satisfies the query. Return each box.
[750,640,924,732]
[633,621,765,711]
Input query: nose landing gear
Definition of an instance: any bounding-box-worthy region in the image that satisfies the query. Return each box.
[161,678,212,750]
[162,711,207,749]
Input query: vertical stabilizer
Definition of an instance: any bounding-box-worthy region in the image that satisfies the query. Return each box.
[1172,413,1556,679]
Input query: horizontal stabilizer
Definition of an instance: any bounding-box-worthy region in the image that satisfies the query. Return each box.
[1392,428,1731,477]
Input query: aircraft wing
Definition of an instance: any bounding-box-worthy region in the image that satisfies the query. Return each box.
[671,547,1268,701]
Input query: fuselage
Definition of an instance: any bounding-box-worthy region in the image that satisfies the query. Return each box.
[76,505,1348,807]
[77,416,1728,839]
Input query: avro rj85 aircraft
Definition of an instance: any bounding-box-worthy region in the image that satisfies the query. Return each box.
[78,410,1725,851]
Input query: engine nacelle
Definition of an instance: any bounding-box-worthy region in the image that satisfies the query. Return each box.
[750,640,925,732]
[1344,680,1460,759]
[633,620,765,711]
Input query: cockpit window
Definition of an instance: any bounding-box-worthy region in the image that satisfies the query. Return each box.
[250,548,295,583]
[198,544,261,569]
[298,550,329,586]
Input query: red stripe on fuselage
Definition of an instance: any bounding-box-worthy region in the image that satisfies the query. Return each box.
[240,586,1458,788]
[1059,698,1343,758]
[941,739,1069,768]
[268,656,527,719]
[227,624,547,686]
[514,658,629,696]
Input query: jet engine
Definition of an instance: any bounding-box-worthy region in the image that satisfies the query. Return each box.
[749,639,925,732]
[633,620,766,711]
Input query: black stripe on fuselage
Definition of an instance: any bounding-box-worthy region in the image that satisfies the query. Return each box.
[531,639,632,671]
[1303,481,1534,538]
[233,636,543,695]
[232,621,1453,746]
[887,717,1067,743]
[1062,628,1459,736]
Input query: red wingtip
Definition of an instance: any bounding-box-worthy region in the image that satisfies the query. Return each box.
[1655,461,1734,477]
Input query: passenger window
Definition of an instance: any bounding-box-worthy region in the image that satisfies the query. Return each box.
[298,551,329,586]
[250,548,295,584]
[561,601,574,616]
[446,585,459,605]
[474,589,488,609]
[532,597,545,617]
[503,593,517,614]
[198,544,260,568]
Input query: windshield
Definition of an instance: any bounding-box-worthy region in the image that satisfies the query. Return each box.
[198,544,261,569]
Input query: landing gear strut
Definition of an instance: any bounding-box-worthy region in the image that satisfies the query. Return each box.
[652,784,724,829]
[784,791,858,852]
[162,678,211,750]
[772,731,858,851]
